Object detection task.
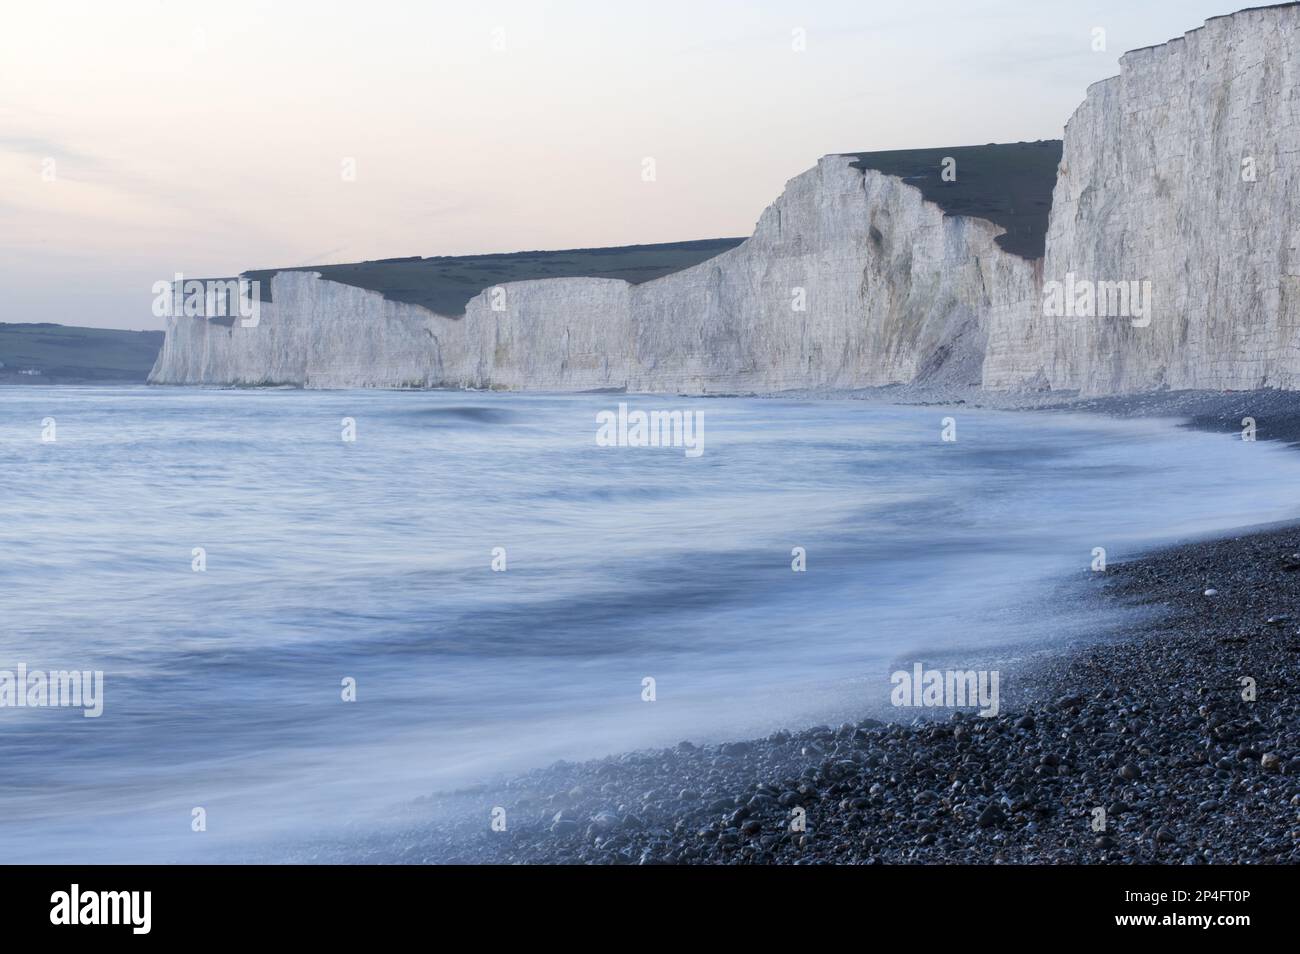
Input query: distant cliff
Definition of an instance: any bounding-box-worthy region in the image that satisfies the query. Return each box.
[151,4,1300,397]
[149,154,1049,392]
[0,323,163,384]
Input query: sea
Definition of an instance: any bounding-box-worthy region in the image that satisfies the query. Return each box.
[2,386,1297,861]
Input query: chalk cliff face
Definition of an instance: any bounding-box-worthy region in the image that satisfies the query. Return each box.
[151,5,1300,397]
[983,3,1300,393]
[151,158,1037,392]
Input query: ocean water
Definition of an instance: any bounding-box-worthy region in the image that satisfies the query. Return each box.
[2,386,1298,863]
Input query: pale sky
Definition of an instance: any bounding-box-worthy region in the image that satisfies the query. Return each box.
[0,0,1238,330]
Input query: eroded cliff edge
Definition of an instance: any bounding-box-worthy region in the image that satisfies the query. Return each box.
[151,156,1041,391]
[151,4,1300,397]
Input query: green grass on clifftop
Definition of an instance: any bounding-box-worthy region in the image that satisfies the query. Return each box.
[841,141,1062,260]
[241,238,747,317]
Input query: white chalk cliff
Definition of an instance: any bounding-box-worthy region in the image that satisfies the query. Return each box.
[984,2,1300,393]
[150,4,1300,397]
[151,160,1032,392]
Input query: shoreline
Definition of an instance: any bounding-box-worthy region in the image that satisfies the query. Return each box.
[14,384,1298,863]
[339,520,1300,865]
[840,386,1300,448]
[216,387,1300,864]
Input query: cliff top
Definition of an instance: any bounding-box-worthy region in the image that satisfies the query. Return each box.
[1108,3,1296,71]
[1206,1,1297,25]
[240,238,745,317]
[839,141,1062,260]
